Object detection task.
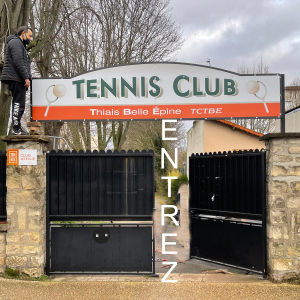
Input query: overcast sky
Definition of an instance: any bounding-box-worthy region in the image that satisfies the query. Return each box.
[170,0,299,85]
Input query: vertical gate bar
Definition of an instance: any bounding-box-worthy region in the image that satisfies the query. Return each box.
[136,156,138,214]
[230,156,233,212]
[65,156,67,215]
[125,157,127,215]
[56,154,60,215]
[143,156,146,215]
[254,155,257,214]
[224,156,227,211]
[219,156,223,211]
[213,156,216,210]
[104,157,107,215]
[205,156,208,209]
[152,153,155,211]
[231,155,234,212]
[89,155,91,215]
[261,151,267,275]
[280,74,285,133]
[217,156,219,210]
[196,156,199,209]
[241,154,244,213]
[46,153,50,274]
[200,157,203,209]
[235,156,238,212]
[207,157,210,209]
[200,156,203,208]
[189,156,192,209]
[73,156,75,215]
[81,156,83,215]
[152,225,155,275]
[246,155,249,213]
[113,156,115,214]
[195,156,197,208]
[218,156,220,210]
[97,156,99,215]
[199,156,201,209]
[228,156,234,210]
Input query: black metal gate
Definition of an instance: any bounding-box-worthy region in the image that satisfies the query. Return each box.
[0,151,6,222]
[189,149,266,274]
[46,149,155,275]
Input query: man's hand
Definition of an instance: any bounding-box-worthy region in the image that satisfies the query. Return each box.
[24,79,30,88]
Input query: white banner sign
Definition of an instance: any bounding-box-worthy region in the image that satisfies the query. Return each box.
[31,62,282,121]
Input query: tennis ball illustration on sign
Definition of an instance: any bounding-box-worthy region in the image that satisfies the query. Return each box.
[44,84,67,117]
[246,80,269,113]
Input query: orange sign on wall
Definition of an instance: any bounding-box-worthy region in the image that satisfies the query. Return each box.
[7,149,19,165]
[7,149,37,166]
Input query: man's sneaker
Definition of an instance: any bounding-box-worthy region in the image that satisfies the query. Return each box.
[12,128,29,135]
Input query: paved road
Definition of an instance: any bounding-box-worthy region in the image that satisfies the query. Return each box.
[0,279,299,300]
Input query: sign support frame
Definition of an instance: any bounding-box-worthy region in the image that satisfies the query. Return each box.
[280,74,285,133]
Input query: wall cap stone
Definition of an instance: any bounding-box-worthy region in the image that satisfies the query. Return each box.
[260,133,300,141]
[0,136,51,143]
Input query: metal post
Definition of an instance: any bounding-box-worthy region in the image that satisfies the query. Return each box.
[261,150,267,276]
[46,153,50,275]
[280,74,285,133]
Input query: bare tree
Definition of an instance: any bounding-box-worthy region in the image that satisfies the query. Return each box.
[1,1,183,151]
[0,0,65,150]
[0,0,31,150]
[285,77,300,111]
[86,0,183,151]
[234,58,275,134]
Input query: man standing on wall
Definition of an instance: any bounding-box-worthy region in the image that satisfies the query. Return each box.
[1,26,33,135]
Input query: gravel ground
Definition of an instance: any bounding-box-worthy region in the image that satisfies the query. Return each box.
[0,280,299,300]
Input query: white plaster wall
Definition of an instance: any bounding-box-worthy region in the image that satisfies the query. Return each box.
[275,109,300,133]
[187,120,204,177]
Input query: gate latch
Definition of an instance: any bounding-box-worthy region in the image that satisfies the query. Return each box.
[211,194,215,201]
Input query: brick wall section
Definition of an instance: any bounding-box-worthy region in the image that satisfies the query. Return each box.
[1,136,50,277]
[261,133,300,281]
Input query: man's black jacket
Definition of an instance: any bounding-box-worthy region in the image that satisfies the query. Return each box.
[1,34,31,84]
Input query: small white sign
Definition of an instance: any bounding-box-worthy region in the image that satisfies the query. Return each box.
[19,149,37,166]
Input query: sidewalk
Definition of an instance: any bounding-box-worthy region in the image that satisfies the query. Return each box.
[0,277,299,300]
[51,273,265,283]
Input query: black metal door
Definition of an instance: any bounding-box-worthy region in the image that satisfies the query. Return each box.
[189,150,266,274]
[46,150,155,275]
[50,224,152,273]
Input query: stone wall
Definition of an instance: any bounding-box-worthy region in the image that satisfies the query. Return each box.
[1,136,50,277]
[261,133,300,281]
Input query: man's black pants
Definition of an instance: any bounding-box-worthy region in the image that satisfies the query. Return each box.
[8,81,26,130]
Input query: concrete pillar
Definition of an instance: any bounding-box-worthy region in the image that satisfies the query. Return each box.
[176,184,190,262]
[260,133,300,281]
[0,135,50,277]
